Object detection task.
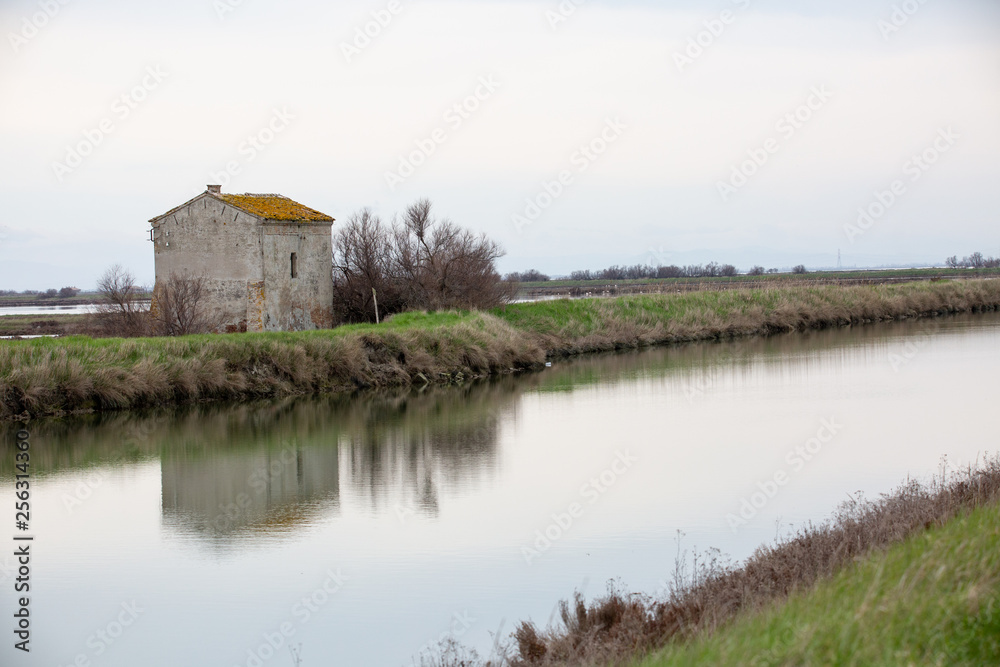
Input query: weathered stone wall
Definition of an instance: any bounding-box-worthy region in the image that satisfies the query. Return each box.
[152,195,264,331]
[261,222,334,332]
[246,281,266,333]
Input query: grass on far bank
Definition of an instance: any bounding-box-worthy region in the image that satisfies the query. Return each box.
[0,313,88,337]
[2,280,1000,420]
[497,278,1000,355]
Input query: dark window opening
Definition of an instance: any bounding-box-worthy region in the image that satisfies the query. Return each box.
[291,253,298,279]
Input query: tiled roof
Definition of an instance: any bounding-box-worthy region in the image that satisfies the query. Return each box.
[216,194,334,222]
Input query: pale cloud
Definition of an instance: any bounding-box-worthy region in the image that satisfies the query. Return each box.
[0,0,998,289]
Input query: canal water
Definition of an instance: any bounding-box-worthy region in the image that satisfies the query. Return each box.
[1,313,998,666]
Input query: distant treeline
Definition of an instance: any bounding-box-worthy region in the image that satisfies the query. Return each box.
[506,263,798,283]
[507,252,1000,283]
[0,287,81,298]
[947,253,1000,269]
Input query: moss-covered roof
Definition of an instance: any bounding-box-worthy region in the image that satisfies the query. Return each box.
[216,194,334,222]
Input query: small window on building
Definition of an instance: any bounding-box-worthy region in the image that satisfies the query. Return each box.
[291,253,298,279]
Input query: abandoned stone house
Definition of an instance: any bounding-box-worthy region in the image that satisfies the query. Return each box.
[149,185,335,332]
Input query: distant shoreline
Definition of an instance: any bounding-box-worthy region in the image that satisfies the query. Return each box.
[515,267,1000,299]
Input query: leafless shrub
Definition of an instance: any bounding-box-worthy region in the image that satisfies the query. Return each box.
[152,274,211,336]
[332,209,406,324]
[93,264,150,337]
[331,199,515,323]
[792,264,808,275]
[416,637,484,667]
[748,266,766,276]
[394,199,515,311]
[505,270,550,283]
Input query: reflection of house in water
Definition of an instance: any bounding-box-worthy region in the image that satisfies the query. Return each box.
[161,443,341,538]
[157,385,515,543]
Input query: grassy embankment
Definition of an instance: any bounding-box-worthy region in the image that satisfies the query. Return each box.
[2,279,1000,420]
[502,458,1000,667]
[638,501,1000,666]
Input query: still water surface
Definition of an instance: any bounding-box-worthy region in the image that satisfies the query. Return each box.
[2,314,998,666]
[0,305,97,316]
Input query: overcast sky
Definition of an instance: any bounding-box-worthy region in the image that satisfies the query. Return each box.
[1,0,998,289]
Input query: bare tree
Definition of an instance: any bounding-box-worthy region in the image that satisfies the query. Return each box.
[792,264,808,275]
[946,252,999,269]
[393,199,514,311]
[95,264,149,337]
[332,209,406,323]
[331,200,514,323]
[152,274,210,336]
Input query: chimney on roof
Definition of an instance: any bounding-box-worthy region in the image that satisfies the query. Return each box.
[207,184,221,194]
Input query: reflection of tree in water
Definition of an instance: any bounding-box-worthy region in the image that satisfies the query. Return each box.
[340,382,515,518]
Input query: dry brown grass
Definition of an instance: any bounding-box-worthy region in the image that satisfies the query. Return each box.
[506,456,1000,667]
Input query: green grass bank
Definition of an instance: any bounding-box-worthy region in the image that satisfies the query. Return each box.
[2,279,999,420]
[637,501,1000,667]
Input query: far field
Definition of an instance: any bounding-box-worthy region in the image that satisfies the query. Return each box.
[517,267,1000,296]
[0,314,87,337]
[0,292,100,308]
